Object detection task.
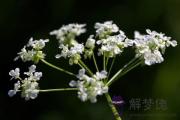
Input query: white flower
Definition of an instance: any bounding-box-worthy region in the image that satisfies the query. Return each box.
[97,31,131,57]
[15,38,48,63]
[9,68,20,79]
[76,68,86,79]
[55,43,84,65]
[134,29,177,65]
[69,69,108,103]
[144,50,164,66]
[27,37,49,50]
[84,35,95,59]
[50,24,86,45]
[69,43,84,55]
[22,79,39,100]
[145,29,177,49]
[24,64,36,75]
[85,35,95,49]
[95,21,119,38]
[8,65,42,100]
[24,65,42,81]
[55,45,69,59]
[59,43,84,56]
[8,81,20,97]
[15,47,35,62]
[76,68,91,81]
[69,80,77,87]
[33,72,43,81]
[94,70,107,80]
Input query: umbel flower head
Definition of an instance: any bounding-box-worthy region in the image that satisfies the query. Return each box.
[134,29,177,65]
[8,21,177,104]
[8,20,178,120]
[50,24,86,65]
[95,21,119,38]
[50,24,86,46]
[69,69,108,103]
[8,65,42,100]
[14,38,49,63]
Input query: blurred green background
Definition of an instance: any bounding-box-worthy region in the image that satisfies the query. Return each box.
[0,0,180,120]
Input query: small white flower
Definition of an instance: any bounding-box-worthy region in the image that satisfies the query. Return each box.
[8,90,16,97]
[27,37,49,50]
[55,45,69,59]
[94,70,107,80]
[8,81,20,97]
[76,68,86,80]
[70,69,108,103]
[56,43,84,65]
[85,35,95,49]
[144,50,164,65]
[134,29,177,65]
[9,68,20,79]
[15,38,48,63]
[33,72,43,81]
[24,64,36,75]
[50,24,86,45]
[69,80,77,87]
[15,47,35,62]
[8,65,42,100]
[69,43,84,55]
[24,65,42,81]
[95,21,119,38]
[97,31,130,57]
[22,80,39,100]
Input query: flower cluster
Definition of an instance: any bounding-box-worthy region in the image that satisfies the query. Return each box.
[8,21,177,103]
[96,31,133,57]
[90,21,133,57]
[95,21,119,38]
[134,29,177,65]
[55,43,84,65]
[50,24,86,45]
[84,35,96,59]
[69,69,108,103]
[8,65,42,100]
[50,24,86,65]
[15,38,49,63]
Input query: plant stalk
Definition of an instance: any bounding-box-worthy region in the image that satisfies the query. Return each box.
[41,59,76,77]
[105,93,122,120]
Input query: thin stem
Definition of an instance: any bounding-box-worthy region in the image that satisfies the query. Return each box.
[107,57,116,79]
[106,57,109,69]
[105,93,122,120]
[92,52,99,72]
[78,59,94,76]
[78,62,84,69]
[39,88,78,92]
[107,58,142,86]
[119,59,141,78]
[103,54,106,70]
[120,57,139,71]
[41,59,76,77]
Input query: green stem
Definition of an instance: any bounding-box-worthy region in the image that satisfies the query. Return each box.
[41,59,76,77]
[92,52,99,72]
[78,59,94,76]
[103,54,106,70]
[39,88,78,92]
[105,93,122,120]
[107,58,141,86]
[119,59,141,78]
[106,57,109,69]
[107,57,116,79]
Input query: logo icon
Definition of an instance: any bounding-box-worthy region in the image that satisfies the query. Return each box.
[112,96,125,116]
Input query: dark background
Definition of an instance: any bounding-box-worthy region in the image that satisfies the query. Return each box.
[1,0,180,120]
